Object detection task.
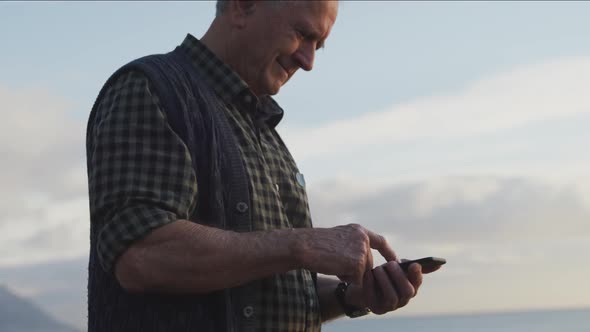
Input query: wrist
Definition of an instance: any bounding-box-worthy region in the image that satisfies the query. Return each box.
[335,282,370,318]
[237,228,301,272]
[345,283,367,308]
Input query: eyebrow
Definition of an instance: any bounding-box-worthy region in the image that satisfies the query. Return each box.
[299,24,327,50]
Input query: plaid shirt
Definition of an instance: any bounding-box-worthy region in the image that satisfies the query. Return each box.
[87,34,321,331]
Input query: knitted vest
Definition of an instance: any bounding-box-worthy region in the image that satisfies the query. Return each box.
[87,47,258,332]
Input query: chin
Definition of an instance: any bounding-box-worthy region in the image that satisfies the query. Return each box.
[256,71,284,96]
[262,80,283,96]
[266,86,281,96]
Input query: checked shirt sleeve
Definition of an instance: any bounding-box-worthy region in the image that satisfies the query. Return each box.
[87,71,197,273]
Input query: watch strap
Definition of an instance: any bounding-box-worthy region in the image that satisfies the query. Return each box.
[334,282,370,318]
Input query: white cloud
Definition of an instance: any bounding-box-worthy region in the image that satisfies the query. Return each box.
[0,84,89,267]
[2,54,590,321]
[409,177,501,218]
[310,175,590,314]
[0,84,82,160]
[282,56,590,161]
[309,175,590,246]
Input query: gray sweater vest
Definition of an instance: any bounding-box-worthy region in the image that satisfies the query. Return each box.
[87,47,258,331]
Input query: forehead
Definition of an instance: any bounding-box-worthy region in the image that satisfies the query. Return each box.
[286,1,338,34]
[298,0,339,17]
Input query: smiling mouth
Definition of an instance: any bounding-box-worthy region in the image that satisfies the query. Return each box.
[277,61,290,77]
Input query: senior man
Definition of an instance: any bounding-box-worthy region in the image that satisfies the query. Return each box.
[86,1,438,331]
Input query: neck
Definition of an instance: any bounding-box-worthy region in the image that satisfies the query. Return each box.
[201,19,239,77]
[200,19,264,97]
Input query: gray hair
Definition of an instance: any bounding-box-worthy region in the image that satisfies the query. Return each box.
[215,0,228,16]
[215,0,291,17]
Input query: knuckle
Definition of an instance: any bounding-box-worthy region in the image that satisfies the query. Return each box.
[350,224,367,238]
[400,287,415,300]
[355,252,366,264]
[347,224,370,245]
[372,307,386,315]
[355,249,367,264]
[345,223,359,235]
[361,233,370,246]
[388,299,399,311]
[397,300,409,309]
[376,234,386,244]
[348,223,362,230]
[383,261,396,272]
[384,262,399,276]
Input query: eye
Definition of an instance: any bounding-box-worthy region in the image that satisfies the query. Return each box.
[294,26,323,51]
[295,28,306,40]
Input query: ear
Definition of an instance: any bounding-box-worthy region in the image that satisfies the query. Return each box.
[226,0,259,29]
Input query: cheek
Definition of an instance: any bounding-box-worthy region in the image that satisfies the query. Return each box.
[263,52,282,76]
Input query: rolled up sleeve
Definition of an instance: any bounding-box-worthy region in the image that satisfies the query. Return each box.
[87,70,197,273]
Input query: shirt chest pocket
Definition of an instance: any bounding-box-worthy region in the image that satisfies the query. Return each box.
[277,170,312,229]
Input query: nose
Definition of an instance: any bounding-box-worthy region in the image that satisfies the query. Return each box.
[293,42,315,72]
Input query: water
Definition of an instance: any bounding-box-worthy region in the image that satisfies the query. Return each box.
[322,308,590,332]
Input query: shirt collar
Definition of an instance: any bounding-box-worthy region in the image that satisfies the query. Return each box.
[178,34,284,128]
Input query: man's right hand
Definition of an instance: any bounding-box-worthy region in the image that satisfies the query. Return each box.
[293,224,397,285]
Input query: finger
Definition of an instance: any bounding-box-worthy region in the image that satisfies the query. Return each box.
[372,266,398,314]
[407,263,423,295]
[366,229,397,262]
[384,262,415,309]
[422,264,442,274]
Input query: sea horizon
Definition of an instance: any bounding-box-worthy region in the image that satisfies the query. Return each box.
[322,306,590,332]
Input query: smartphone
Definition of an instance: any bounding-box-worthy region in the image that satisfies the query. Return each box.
[399,257,446,272]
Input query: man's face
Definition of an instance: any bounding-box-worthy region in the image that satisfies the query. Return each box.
[230,1,338,96]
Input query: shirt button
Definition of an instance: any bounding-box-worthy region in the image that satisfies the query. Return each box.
[242,305,255,318]
[236,202,249,213]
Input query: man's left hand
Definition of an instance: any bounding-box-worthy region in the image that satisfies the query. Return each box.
[345,261,438,315]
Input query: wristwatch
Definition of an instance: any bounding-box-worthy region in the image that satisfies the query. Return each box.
[334,282,371,318]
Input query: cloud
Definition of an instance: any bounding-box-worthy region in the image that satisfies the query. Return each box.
[2,55,590,323]
[4,172,590,327]
[3,55,589,266]
[0,84,89,267]
[0,84,86,196]
[308,175,590,254]
[281,56,590,161]
[310,175,590,313]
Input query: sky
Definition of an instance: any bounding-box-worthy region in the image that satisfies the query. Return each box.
[1,1,590,330]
